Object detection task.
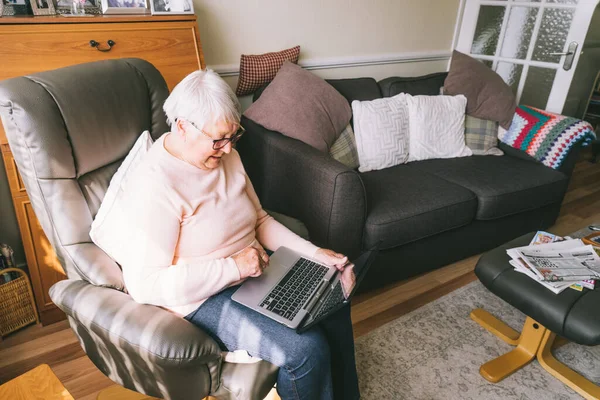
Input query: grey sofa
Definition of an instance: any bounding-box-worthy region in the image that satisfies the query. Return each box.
[238,72,583,293]
[0,59,278,400]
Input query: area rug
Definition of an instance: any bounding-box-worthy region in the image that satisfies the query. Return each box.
[355,281,600,399]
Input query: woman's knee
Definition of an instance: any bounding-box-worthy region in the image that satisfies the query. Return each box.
[284,330,331,374]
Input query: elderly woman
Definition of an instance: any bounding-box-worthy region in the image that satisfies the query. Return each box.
[94,69,360,400]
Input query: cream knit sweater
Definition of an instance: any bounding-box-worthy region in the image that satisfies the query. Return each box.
[92,134,318,316]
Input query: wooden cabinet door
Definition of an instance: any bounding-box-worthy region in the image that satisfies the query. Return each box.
[2,149,27,198]
[13,196,67,325]
[0,21,202,90]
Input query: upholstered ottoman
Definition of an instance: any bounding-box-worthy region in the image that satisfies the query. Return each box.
[472,232,600,399]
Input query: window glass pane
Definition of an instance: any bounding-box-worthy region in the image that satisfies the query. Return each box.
[532,8,575,63]
[500,6,539,59]
[471,6,507,56]
[495,62,524,94]
[481,59,494,68]
[546,0,578,4]
[519,67,557,109]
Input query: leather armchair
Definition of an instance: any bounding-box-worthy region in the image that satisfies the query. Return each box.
[0,58,278,400]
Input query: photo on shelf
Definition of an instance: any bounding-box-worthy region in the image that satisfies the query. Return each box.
[56,0,101,15]
[101,0,147,14]
[150,0,192,15]
[1,0,30,16]
[30,0,56,15]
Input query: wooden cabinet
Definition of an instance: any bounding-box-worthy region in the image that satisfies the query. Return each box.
[0,15,205,325]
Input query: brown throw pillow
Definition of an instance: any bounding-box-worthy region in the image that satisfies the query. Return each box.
[244,62,351,153]
[444,50,516,129]
[235,45,301,96]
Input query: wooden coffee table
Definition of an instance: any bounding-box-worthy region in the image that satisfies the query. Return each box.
[0,364,73,400]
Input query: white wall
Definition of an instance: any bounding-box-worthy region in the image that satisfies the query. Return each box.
[193,0,461,105]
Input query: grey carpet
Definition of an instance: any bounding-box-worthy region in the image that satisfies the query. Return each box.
[355,281,600,399]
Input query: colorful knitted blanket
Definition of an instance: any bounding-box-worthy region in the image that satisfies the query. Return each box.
[498,105,596,169]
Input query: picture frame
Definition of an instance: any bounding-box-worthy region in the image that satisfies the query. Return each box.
[55,0,101,15]
[149,0,192,15]
[1,0,31,16]
[30,0,56,15]
[101,0,147,14]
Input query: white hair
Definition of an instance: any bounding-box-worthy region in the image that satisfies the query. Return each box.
[163,69,241,131]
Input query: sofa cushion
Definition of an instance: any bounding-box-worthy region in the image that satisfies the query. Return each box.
[406,94,472,162]
[352,93,410,172]
[410,156,569,220]
[378,72,448,97]
[464,115,503,156]
[444,51,516,129]
[244,62,351,153]
[326,77,382,104]
[235,45,301,96]
[329,123,360,169]
[361,164,477,249]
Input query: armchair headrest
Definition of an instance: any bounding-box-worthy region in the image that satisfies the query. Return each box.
[0,58,170,288]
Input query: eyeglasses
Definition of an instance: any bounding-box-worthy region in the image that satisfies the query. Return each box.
[180,119,246,150]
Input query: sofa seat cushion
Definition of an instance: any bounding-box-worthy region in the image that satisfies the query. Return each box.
[361,164,477,249]
[410,156,569,220]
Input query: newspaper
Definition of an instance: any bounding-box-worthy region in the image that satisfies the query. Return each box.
[505,232,598,293]
[516,245,600,282]
[509,260,573,294]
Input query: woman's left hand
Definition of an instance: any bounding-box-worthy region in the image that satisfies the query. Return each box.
[314,248,348,271]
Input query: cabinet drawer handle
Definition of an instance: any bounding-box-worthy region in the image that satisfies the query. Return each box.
[89,40,115,52]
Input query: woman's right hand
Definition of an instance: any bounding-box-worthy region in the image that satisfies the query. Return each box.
[233,245,269,279]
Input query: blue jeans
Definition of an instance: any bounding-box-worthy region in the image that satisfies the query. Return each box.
[185,285,360,400]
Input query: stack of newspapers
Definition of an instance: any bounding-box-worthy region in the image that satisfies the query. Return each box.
[507,231,600,294]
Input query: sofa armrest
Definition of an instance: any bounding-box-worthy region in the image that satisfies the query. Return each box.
[49,279,222,367]
[499,140,584,178]
[238,116,367,259]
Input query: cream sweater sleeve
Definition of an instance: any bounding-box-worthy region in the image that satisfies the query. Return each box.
[119,177,241,308]
[244,174,320,257]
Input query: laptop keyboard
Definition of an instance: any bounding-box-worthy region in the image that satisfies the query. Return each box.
[313,281,344,321]
[260,258,328,321]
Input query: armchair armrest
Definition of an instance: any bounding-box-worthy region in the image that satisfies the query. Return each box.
[238,117,367,259]
[49,279,222,398]
[50,279,222,365]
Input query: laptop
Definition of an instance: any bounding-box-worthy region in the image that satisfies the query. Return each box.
[232,245,379,332]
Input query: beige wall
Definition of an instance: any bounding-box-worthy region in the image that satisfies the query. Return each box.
[196,0,460,66]
[194,0,461,101]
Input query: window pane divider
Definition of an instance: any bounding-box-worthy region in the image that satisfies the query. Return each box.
[480,1,578,9]
[516,0,547,101]
[491,0,513,69]
[474,55,559,70]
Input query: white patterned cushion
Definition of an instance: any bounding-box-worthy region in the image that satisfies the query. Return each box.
[329,124,360,169]
[352,93,410,173]
[91,131,153,261]
[406,95,472,162]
